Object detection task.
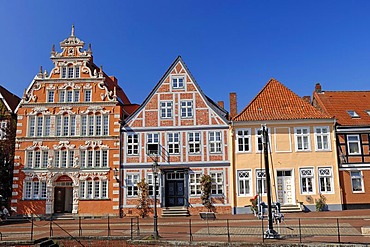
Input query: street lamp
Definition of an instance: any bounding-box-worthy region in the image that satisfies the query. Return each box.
[152,159,159,239]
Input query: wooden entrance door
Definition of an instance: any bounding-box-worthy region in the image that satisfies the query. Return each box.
[166,180,185,206]
[277,170,294,205]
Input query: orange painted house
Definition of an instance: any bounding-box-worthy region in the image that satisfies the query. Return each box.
[11,27,136,217]
[313,83,370,209]
[121,56,231,216]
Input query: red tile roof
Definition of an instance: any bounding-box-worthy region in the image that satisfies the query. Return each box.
[313,90,370,126]
[233,78,332,121]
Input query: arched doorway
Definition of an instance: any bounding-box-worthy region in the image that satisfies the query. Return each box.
[54,175,73,213]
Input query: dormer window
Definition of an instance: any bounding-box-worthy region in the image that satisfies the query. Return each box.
[366,110,370,116]
[347,110,360,118]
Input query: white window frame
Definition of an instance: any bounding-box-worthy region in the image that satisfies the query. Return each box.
[172,76,185,89]
[236,129,251,153]
[180,101,193,118]
[256,169,267,196]
[80,114,109,136]
[209,131,222,154]
[47,91,54,103]
[188,132,201,154]
[210,171,224,195]
[80,149,108,168]
[79,178,108,199]
[55,115,76,137]
[300,168,315,194]
[147,173,160,197]
[189,173,202,196]
[237,170,252,196]
[318,167,333,194]
[146,133,159,155]
[314,126,331,151]
[54,150,75,168]
[84,90,92,102]
[160,101,173,119]
[167,132,180,154]
[351,171,364,193]
[26,150,49,169]
[126,173,140,197]
[127,133,139,156]
[295,127,311,151]
[23,180,47,200]
[347,135,361,155]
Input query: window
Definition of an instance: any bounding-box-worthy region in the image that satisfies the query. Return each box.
[75,67,80,78]
[126,174,140,196]
[26,150,49,169]
[53,150,75,168]
[295,127,310,151]
[256,169,267,195]
[160,101,173,118]
[180,101,193,118]
[147,173,160,196]
[211,172,223,195]
[59,90,65,103]
[189,173,201,196]
[61,67,67,78]
[167,133,180,154]
[209,131,222,153]
[347,135,361,155]
[188,132,201,154]
[79,178,108,199]
[315,127,330,151]
[351,171,364,192]
[23,180,47,199]
[318,167,333,193]
[74,90,80,102]
[236,129,251,152]
[300,168,314,194]
[347,110,360,118]
[0,121,7,140]
[172,76,185,89]
[28,116,50,137]
[80,149,108,168]
[127,134,139,155]
[55,115,76,136]
[80,114,109,136]
[84,90,92,102]
[58,89,80,103]
[237,170,251,196]
[47,91,54,103]
[147,133,159,155]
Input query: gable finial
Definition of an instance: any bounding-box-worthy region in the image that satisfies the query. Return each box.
[71,24,75,36]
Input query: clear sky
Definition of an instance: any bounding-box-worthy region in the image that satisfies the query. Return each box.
[1,1,370,113]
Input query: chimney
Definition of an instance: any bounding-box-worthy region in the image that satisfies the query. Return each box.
[315,83,322,93]
[217,101,225,109]
[302,96,311,104]
[229,92,237,118]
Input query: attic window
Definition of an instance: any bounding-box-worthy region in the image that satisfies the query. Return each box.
[347,110,360,118]
[366,110,370,116]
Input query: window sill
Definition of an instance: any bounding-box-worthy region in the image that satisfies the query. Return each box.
[79,198,110,201]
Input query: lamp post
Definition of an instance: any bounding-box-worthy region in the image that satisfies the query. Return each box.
[152,160,159,239]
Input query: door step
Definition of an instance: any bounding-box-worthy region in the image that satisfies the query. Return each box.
[280,204,303,213]
[51,213,75,220]
[161,207,189,217]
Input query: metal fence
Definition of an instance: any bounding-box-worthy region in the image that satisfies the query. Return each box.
[0,216,369,245]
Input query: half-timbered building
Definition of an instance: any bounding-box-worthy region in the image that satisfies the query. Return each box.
[313,83,370,209]
[121,56,231,216]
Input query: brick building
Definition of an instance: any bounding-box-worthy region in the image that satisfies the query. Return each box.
[121,56,231,216]
[11,26,136,217]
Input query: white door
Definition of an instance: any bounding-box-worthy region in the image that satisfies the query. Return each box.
[277,170,293,205]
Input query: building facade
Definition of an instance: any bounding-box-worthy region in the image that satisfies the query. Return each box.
[313,83,370,209]
[231,79,342,214]
[11,27,135,217]
[0,86,20,206]
[121,56,231,216]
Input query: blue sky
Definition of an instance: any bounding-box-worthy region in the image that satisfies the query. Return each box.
[1,1,370,112]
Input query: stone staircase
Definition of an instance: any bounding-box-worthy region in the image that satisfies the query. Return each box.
[280,204,303,213]
[161,207,189,217]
